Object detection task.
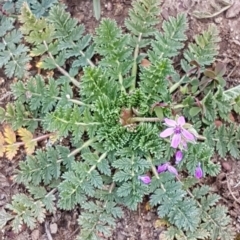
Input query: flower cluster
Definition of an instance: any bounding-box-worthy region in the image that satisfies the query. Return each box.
[139,116,203,185]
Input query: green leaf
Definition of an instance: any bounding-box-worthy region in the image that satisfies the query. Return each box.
[93,0,101,20]
[184,25,220,66]
[224,85,240,101]
[0,107,5,123]
[0,209,13,229]
[189,107,201,117]
[125,0,160,37]
[154,106,164,119]
[149,13,188,61]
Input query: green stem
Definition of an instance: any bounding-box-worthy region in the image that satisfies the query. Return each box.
[68,138,97,157]
[116,61,126,93]
[74,122,101,126]
[172,104,188,109]
[87,152,108,173]
[146,155,167,192]
[169,76,186,93]
[23,118,42,121]
[45,188,57,197]
[43,41,80,88]
[80,50,95,67]
[130,33,142,91]
[129,117,163,123]
[67,98,90,107]
[198,134,240,142]
[23,91,89,107]
[54,116,101,126]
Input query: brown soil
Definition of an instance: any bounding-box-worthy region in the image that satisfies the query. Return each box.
[1,0,240,239]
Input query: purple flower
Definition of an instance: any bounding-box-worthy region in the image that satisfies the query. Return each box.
[157,163,178,176]
[138,175,151,184]
[195,163,203,179]
[167,165,178,176]
[160,116,195,148]
[175,150,183,164]
[157,163,168,173]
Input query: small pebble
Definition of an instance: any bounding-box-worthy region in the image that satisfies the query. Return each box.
[50,223,58,234]
[222,161,232,172]
[214,17,222,24]
[31,229,40,240]
[105,2,113,11]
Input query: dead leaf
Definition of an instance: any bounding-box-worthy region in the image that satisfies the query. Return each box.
[228,113,235,122]
[18,128,37,155]
[50,223,58,234]
[141,59,151,67]
[154,219,170,228]
[145,201,151,211]
[49,132,59,144]
[214,120,222,128]
[4,126,18,160]
[204,69,216,79]
[0,132,5,157]
[4,126,16,145]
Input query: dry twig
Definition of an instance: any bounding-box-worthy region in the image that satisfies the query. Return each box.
[45,222,53,240]
[226,175,240,204]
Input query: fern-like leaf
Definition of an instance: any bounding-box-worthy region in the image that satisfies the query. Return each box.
[183,25,220,67]
[149,13,188,62]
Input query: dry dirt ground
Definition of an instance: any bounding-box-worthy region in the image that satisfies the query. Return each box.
[1,0,240,239]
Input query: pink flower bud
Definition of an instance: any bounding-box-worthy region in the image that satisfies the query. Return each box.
[167,165,178,176]
[138,175,151,184]
[195,163,203,179]
[175,150,183,164]
[157,163,168,173]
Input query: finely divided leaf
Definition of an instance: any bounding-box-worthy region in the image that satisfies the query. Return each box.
[4,126,18,160]
[18,128,37,155]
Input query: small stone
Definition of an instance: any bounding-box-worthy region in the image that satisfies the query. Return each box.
[31,229,40,240]
[105,2,113,11]
[50,223,58,234]
[117,232,125,240]
[222,161,232,172]
[214,17,222,24]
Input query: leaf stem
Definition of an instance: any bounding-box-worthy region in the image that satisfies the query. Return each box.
[129,117,163,123]
[67,98,90,107]
[147,155,167,192]
[172,104,188,109]
[130,33,142,91]
[43,41,80,88]
[87,152,108,174]
[54,116,101,126]
[2,133,53,148]
[68,138,97,157]
[116,60,126,93]
[169,75,186,93]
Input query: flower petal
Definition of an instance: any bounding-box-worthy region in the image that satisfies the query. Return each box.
[138,175,151,184]
[181,140,188,150]
[160,128,174,138]
[177,116,186,126]
[175,150,183,164]
[164,118,177,127]
[171,134,181,148]
[181,128,195,142]
[167,165,178,176]
[157,163,168,173]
